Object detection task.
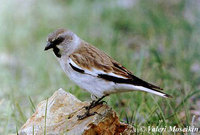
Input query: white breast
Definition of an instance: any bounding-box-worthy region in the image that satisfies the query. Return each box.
[58,56,116,98]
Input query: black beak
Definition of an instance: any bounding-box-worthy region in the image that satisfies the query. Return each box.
[44,42,54,51]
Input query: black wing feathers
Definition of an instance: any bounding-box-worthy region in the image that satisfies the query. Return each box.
[111,62,163,91]
[69,63,85,73]
[98,74,163,91]
[69,60,163,91]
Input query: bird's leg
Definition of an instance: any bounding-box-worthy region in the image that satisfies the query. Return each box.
[85,95,107,109]
[77,95,108,120]
[77,107,98,120]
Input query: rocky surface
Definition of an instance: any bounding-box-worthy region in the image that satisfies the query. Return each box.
[19,88,134,135]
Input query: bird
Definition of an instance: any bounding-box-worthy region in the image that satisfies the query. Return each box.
[44,28,172,119]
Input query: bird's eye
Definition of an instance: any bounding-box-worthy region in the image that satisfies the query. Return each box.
[52,37,64,45]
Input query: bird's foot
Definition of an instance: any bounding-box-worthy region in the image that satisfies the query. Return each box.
[84,100,106,110]
[77,95,107,120]
[77,111,98,120]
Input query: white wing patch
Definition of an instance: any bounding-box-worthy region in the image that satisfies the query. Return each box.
[68,58,127,79]
[69,58,83,70]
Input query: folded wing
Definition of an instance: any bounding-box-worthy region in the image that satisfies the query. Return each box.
[69,43,171,98]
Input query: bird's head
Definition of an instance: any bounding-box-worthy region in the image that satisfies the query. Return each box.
[44,28,79,58]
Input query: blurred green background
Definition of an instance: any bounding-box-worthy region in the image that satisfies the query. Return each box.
[0,0,200,134]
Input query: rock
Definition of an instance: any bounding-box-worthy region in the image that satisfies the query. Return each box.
[19,88,134,135]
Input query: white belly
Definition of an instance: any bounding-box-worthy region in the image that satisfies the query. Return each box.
[58,57,115,98]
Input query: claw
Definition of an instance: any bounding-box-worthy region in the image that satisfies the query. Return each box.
[77,95,108,120]
[99,101,107,104]
[77,111,96,120]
